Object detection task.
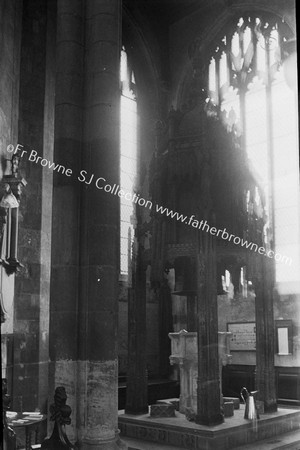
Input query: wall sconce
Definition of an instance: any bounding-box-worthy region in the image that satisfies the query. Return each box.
[0,185,19,209]
[0,152,26,276]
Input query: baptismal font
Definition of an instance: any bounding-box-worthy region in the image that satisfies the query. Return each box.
[169,329,232,416]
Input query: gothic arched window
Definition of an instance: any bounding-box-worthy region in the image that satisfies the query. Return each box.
[208,15,299,288]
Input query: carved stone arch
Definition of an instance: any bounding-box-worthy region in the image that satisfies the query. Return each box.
[174,8,236,108]
[227,2,296,34]
[122,8,161,110]
[122,7,163,201]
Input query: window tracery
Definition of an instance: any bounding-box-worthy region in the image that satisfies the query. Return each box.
[207,15,299,284]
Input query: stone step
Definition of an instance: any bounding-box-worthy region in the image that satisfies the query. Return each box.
[233,429,300,450]
[124,437,183,450]
[119,406,300,450]
[125,428,300,450]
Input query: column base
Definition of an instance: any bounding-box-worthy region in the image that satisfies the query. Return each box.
[195,412,224,426]
[264,402,277,413]
[78,430,127,450]
[78,437,127,450]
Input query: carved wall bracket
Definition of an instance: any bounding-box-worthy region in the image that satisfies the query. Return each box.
[0,153,27,323]
[0,153,27,277]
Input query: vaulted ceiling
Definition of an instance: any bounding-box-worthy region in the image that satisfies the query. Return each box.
[124,0,205,25]
[123,0,296,28]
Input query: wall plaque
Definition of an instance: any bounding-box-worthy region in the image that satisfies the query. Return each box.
[227,322,256,351]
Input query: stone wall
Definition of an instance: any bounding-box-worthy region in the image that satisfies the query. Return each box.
[12,0,56,412]
[218,291,300,367]
[274,293,300,367]
[0,0,22,396]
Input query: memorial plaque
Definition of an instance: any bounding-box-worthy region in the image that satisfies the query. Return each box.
[227,322,256,351]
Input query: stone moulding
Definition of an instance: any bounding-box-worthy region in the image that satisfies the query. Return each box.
[118,408,300,450]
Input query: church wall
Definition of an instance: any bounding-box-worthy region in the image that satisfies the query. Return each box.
[218,293,256,366]
[0,0,22,397]
[219,291,300,402]
[274,293,300,368]
[11,0,56,413]
[0,0,22,167]
[218,292,300,369]
[0,0,55,414]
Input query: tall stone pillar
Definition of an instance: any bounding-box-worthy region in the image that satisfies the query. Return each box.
[125,241,148,414]
[158,279,173,377]
[186,295,197,332]
[77,1,123,449]
[50,0,84,441]
[254,256,277,412]
[195,232,223,426]
[254,30,277,414]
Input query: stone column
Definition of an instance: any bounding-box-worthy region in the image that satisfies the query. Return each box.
[254,256,277,412]
[218,332,232,402]
[195,233,223,426]
[125,241,148,414]
[186,295,197,332]
[158,279,173,377]
[50,0,84,441]
[253,30,277,414]
[77,1,123,449]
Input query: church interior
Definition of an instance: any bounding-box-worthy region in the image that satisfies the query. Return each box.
[1,0,300,449]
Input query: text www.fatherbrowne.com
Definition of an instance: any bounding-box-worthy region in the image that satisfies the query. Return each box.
[155,204,292,266]
[6,143,292,266]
